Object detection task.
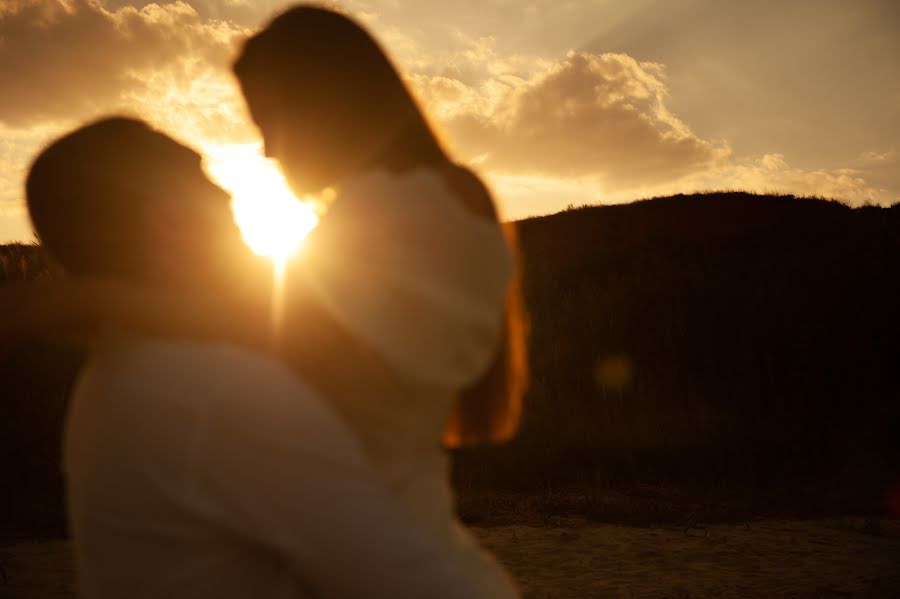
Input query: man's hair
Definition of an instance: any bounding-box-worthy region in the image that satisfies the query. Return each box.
[26,117,202,278]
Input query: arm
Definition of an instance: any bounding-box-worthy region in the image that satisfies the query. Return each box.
[188,363,493,599]
[0,275,274,351]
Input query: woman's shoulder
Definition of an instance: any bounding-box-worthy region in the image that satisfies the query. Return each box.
[434,163,498,221]
[337,164,498,222]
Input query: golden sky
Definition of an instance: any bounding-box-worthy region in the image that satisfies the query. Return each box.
[1,0,898,242]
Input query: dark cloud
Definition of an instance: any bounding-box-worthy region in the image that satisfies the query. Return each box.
[429,51,726,188]
[0,0,245,126]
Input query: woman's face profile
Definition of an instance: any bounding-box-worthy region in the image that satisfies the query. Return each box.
[245,80,364,197]
[248,96,330,197]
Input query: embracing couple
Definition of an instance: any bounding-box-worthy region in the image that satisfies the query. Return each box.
[16,5,527,598]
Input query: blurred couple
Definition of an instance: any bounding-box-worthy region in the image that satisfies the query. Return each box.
[15,5,527,598]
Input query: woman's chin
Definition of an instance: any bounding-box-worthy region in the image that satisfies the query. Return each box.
[284,166,340,197]
[285,177,316,198]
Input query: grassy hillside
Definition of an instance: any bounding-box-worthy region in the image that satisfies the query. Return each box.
[2,192,899,534]
[456,192,900,499]
[0,244,83,536]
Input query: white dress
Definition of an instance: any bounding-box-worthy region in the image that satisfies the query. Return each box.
[290,166,518,597]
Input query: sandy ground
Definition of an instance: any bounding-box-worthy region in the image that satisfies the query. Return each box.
[1,519,898,598]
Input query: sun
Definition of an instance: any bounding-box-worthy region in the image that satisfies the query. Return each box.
[203,143,319,262]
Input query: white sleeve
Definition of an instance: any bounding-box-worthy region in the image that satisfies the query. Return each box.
[188,364,487,599]
[297,169,513,388]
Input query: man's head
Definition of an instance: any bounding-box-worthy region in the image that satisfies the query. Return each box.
[26,117,244,288]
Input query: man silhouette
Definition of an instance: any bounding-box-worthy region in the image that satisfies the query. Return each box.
[26,117,482,598]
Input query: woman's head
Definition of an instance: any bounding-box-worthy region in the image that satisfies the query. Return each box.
[237,6,528,448]
[233,5,446,195]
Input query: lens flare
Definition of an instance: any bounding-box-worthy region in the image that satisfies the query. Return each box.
[204,143,319,262]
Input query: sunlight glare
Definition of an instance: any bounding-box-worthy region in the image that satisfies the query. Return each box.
[204,143,318,261]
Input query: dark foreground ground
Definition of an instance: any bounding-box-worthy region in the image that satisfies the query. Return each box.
[2,517,899,598]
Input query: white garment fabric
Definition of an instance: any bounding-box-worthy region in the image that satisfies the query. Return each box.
[303,167,512,389]
[64,338,490,599]
[294,167,518,597]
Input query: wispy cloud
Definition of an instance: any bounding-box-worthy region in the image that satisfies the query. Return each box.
[0,0,247,129]
[415,50,728,187]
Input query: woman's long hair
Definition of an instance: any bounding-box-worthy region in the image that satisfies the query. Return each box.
[234,5,527,447]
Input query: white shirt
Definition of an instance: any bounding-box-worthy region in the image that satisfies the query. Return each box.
[63,337,488,599]
[287,167,519,598]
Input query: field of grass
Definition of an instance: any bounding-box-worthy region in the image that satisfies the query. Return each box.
[2,191,899,538]
[4,518,900,598]
[454,193,900,506]
[0,244,83,537]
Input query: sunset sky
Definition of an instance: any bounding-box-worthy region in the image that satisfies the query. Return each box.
[1,0,898,242]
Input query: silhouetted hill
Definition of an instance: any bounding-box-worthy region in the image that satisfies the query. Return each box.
[3,192,900,535]
[456,192,900,501]
[1,244,82,536]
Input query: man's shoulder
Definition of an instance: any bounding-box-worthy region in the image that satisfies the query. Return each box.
[102,338,362,461]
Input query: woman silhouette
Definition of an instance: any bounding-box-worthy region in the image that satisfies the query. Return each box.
[232,6,527,595]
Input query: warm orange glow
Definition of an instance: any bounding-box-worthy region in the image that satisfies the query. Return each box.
[204,143,319,262]
[271,255,289,342]
[203,143,318,339]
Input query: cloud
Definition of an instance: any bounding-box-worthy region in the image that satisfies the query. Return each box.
[848,149,900,204]
[483,173,603,221]
[401,36,892,210]
[593,152,883,209]
[99,0,261,25]
[0,121,58,197]
[0,0,247,127]
[483,152,891,221]
[0,0,895,241]
[0,121,51,241]
[716,154,887,205]
[412,50,728,188]
[0,0,259,231]
[584,152,889,208]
